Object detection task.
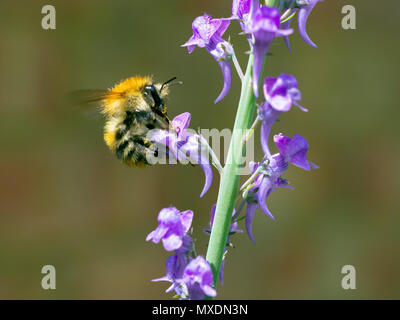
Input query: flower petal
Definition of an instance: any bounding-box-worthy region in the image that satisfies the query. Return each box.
[214,60,232,103]
[201,285,217,297]
[146,225,168,243]
[298,0,321,48]
[162,233,183,251]
[290,149,310,171]
[181,35,201,53]
[245,202,258,244]
[180,210,194,234]
[172,112,191,134]
[258,178,274,219]
[199,161,213,198]
[273,133,292,156]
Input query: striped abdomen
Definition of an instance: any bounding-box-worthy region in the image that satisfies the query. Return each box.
[104,110,163,167]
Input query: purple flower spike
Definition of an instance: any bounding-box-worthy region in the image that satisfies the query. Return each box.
[298,0,322,48]
[181,256,216,300]
[146,207,193,251]
[248,6,293,97]
[182,14,233,103]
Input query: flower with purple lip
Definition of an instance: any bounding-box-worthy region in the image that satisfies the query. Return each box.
[247,6,293,97]
[180,256,216,300]
[297,0,323,48]
[151,112,213,198]
[244,133,317,243]
[146,207,194,251]
[259,73,307,158]
[152,235,193,294]
[182,14,233,103]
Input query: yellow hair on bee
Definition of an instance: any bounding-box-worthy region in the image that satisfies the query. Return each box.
[102,76,153,116]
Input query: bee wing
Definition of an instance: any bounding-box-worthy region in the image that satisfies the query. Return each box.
[66,89,124,110]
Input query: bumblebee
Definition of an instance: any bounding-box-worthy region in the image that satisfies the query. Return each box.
[73,76,178,167]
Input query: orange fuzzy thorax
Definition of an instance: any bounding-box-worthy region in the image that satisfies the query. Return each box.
[102,76,153,116]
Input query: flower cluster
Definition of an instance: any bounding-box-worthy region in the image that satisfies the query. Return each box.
[183,0,322,99]
[241,72,317,243]
[147,207,216,299]
[244,133,317,243]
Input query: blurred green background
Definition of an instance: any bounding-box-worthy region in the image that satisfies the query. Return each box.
[0,0,399,299]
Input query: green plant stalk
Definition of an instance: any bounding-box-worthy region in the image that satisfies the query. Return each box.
[205,55,256,289]
[265,0,280,7]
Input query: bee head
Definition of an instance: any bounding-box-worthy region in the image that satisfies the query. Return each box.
[143,84,166,115]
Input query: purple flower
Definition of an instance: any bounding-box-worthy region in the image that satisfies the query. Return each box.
[259,74,307,158]
[152,254,188,294]
[231,0,251,21]
[298,0,322,48]
[204,204,242,285]
[247,6,293,97]
[182,14,233,103]
[274,133,317,171]
[245,134,316,243]
[181,256,216,299]
[229,0,258,33]
[146,207,193,251]
[152,235,193,294]
[264,73,306,112]
[151,112,213,198]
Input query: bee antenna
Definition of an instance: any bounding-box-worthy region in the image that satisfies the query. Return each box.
[160,77,182,92]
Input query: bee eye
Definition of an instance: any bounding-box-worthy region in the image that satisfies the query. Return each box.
[144,85,162,109]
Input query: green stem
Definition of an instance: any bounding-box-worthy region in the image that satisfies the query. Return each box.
[205,55,256,290]
[265,0,280,7]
